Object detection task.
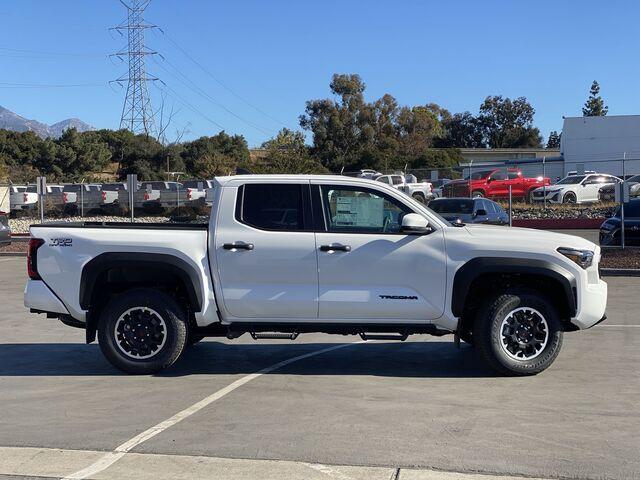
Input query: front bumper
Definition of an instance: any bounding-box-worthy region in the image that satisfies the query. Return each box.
[571,278,608,329]
[531,190,561,203]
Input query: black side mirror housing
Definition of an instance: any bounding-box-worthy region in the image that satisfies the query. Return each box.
[475,209,487,217]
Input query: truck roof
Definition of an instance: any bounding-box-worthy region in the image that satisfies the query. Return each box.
[213,174,382,187]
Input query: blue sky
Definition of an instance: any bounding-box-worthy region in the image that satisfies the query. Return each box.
[1,0,639,147]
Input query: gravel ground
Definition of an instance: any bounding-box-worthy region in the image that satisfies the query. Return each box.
[501,202,618,220]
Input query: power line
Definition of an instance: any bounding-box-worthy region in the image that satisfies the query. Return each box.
[157,30,287,128]
[0,46,105,57]
[155,82,227,131]
[0,81,105,88]
[152,56,275,136]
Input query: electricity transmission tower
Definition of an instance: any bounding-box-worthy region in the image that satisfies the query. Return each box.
[111,0,159,136]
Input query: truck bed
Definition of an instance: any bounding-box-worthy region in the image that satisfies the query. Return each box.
[31,221,209,230]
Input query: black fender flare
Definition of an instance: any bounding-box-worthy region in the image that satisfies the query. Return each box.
[80,252,203,312]
[451,257,577,318]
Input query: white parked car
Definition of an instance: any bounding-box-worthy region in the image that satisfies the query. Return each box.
[182,180,215,205]
[25,174,607,376]
[376,173,434,203]
[531,173,621,204]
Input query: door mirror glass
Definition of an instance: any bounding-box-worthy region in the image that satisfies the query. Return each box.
[474,208,487,217]
[401,213,431,234]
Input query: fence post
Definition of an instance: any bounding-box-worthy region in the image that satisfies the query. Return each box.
[127,174,138,223]
[621,152,626,250]
[36,176,46,224]
[508,185,513,227]
[542,156,547,209]
[80,182,84,218]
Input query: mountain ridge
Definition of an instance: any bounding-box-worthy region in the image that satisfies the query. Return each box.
[0,105,94,138]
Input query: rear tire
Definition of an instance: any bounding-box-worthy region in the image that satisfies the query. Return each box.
[474,290,563,376]
[412,193,426,204]
[98,288,188,374]
[471,190,484,198]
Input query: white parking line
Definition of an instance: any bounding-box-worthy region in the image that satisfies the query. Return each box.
[63,341,363,480]
[597,324,640,327]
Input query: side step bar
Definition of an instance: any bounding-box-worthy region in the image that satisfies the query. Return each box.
[250,332,299,340]
[359,332,408,341]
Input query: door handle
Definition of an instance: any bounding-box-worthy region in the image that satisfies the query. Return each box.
[223,242,254,251]
[320,244,351,252]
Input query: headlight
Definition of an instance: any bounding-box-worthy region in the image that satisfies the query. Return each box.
[557,247,594,269]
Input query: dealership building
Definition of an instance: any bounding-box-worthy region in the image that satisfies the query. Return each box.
[460,115,640,180]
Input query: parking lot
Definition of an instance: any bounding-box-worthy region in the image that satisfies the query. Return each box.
[0,256,639,479]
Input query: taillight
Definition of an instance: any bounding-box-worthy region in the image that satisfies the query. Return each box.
[144,192,150,201]
[187,188,192,200]
[63,192,68,203]
[23,193,28,203]
[27,238,45,280]
[101,191,107,201]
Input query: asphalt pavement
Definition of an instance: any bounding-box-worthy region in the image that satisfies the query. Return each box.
[0,257,638,480]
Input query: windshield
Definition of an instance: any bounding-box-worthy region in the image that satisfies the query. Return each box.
[556,175,586,185]
[429,199,475,214]
[464,170,494,180]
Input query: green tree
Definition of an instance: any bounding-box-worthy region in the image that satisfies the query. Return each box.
[182,132,249,178]
[300,74,448,172]
[582,80,608,116]
[436,111,485,148]
[546,130,561,149]
[477,96,542,148]
[255,128,327,174]
[300,73,376,172]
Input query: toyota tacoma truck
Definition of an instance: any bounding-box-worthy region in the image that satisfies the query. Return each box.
[442,168,550,202]
[24,175,607,375]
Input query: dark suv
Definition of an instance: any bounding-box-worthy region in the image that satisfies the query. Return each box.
[428,197,509,225]
[600,199,640,246]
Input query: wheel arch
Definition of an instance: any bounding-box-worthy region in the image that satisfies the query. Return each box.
[80,252,203,343]
[452,257,577,330]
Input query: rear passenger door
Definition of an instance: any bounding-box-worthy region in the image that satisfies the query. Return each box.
[214,181,319,320]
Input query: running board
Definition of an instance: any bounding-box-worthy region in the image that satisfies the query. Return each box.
[359,332,408,341]
[250,332,299,340]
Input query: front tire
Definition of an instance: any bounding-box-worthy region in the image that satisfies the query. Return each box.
[98,288,188,374]
[474,290,563,376]
[563,192,577,204]
[471,190,484,198]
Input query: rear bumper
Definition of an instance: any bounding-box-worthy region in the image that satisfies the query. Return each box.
[571,278,608,329]
[24,280,70,316]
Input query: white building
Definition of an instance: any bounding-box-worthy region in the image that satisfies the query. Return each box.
[561,115,640,177]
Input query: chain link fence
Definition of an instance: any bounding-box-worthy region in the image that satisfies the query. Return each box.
[1,153,639,249]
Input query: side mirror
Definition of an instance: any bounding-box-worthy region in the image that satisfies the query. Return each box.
[474,209,487,217]
[401,213,431,234]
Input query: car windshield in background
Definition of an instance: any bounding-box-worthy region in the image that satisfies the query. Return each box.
[556,175,586,185]
[464,170,494,180]
[429,199,474,214]
[102,184,125,191]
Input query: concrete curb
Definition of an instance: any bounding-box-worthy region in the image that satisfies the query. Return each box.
[0,253,26,257]
[600,268,640,277]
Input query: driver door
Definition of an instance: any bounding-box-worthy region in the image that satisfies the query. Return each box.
[312,181,446,321]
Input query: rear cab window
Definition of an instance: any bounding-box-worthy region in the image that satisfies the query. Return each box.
[236,183,307,231]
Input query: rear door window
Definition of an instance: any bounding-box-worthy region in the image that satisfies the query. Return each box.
[237,184,305,231]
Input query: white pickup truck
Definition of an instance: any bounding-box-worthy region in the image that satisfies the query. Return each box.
[24,175,607,375]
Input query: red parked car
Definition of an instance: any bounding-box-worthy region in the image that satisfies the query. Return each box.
[441,168,550,202]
